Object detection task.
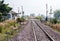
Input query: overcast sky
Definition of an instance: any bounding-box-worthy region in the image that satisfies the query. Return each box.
[4,0,60,16]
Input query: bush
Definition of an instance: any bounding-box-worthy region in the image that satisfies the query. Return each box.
[57,20,60,23]
[16,18,25,22]
[35,16,42,19]
[16,18,20,22]
[0,20,19,34]
[0,20,20,41]
[5,20,17,27]
[0,26,2,33]
[50,18,57,24]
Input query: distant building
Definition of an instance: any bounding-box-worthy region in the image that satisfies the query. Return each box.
[7,11,19,20]
[23,15,30,20]
[30,13,35,19]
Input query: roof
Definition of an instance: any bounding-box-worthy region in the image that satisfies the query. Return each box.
[9,11,18,16]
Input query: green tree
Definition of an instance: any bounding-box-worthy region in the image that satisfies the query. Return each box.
[0,0,12,21]
[50,18,57,24]
[54,10,60,19]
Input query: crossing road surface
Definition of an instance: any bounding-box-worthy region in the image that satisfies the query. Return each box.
[10,19,60,41]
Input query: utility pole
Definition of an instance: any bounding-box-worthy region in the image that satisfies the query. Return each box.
[46,4,48,22]
[49,6,52,15]
[17,7,20,18]
[21,6,24,24]
[17,7,22,25]
[49,6,52,22]
[21,6,24,18]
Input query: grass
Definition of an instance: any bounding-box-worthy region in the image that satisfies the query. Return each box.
[0,20,21,41]
[44,22,60,33]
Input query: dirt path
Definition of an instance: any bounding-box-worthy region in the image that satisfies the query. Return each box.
[11,20,35,41]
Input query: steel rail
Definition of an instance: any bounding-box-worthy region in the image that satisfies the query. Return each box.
[35,21,55,41]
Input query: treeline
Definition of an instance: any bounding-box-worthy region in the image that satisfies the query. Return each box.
[0,0,12,22]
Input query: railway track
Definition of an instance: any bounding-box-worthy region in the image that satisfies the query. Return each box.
[31,20,54,41]
[35,20,60,41]
[9,20,59,41]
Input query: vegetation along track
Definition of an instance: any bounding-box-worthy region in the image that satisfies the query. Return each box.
[31,20,54,41]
